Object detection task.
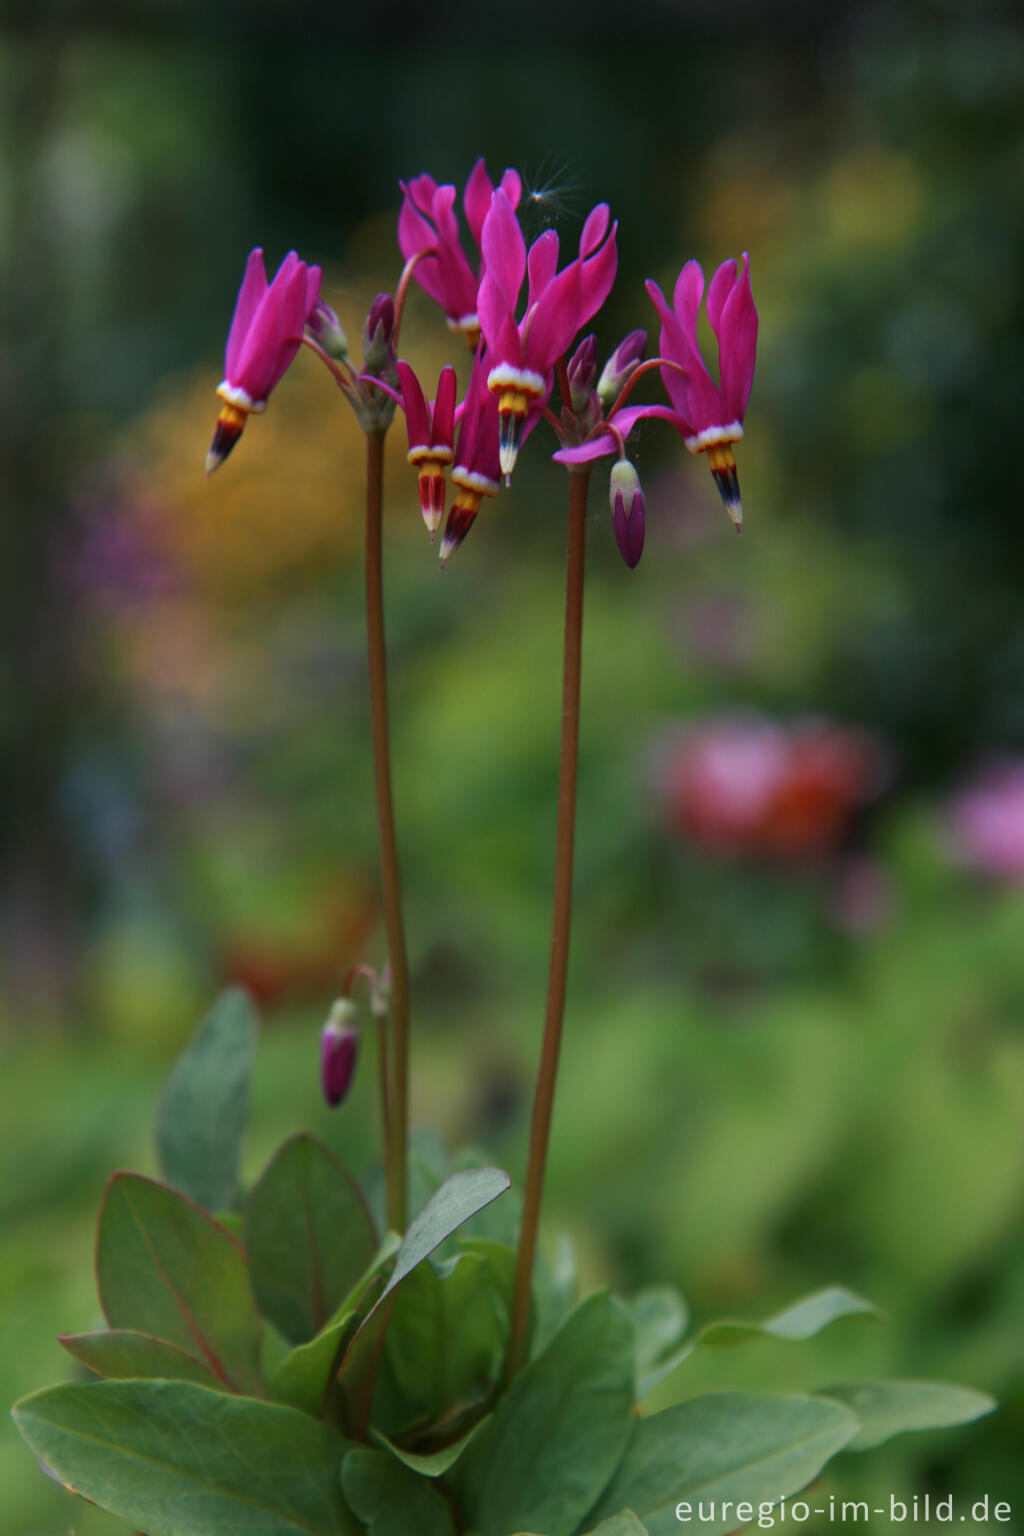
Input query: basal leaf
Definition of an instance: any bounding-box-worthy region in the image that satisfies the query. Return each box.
[455,1292,636,1536]
[13,1379,357,1536]
[817,1379,996,1451]
[96,1172,262,1395]
[245,1134,378,1345]
[156,988,256,1212]
[59,1329,221,1388]
[342,1448,454,1536]
[371,1167,511,1318]
[588,1391,860,1536]
[369,1417,491,1477]
[624,1287,689,1401]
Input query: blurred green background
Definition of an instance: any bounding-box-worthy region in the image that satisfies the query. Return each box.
[3,2,1024,1531]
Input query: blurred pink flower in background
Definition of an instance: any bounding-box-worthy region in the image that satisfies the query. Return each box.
[657,713,888,860]
[946,761,1024,880]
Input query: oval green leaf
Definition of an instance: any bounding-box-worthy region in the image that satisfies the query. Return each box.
[96,1172,262,1394]
[245,1134,378,1345]
[156,988,256,1212]
[817,1379,996,1451]
[455,1292,636,1536]
[13,1379,357,1536]
[588,1391,860,1536]
[58,1329,222,1388]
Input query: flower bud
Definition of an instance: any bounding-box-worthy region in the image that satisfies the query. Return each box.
[320,998,360,1107]
[306,297,349,360]
[597,329,647,408]
[609,458,645,569]
[567,335,598,414]
[362,294,396,375]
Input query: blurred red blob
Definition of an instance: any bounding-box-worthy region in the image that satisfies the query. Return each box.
[946,761,1024,880]
[658,714,888,860]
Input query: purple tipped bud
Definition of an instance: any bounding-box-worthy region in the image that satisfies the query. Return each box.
[320,998,360,1107]
[362,294,396,375]
[567,334,599,414]
[306,297,349,360]
[609,458,645,569]
[598,329,647,408]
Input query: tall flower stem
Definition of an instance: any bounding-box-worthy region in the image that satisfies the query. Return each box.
[507,467,590,1379]
[364,430,409,1233]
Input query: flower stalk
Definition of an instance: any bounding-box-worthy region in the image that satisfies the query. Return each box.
[364,430,410,1233]
[507,466,591,1379]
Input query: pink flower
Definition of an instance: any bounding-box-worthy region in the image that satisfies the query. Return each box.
[439,352,502,567]
[657,714,886,860]
[206,248,322,475]
[946,762,1024,880]
[645,256,757,529]
[478,190,618,476]
[399,160,522,348]
[397,361,458,538]
[609,459,645,569]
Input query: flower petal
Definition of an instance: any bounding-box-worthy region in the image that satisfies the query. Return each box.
[718,253,758,424]
[225,248,268,380]
[579,202,610,256]
[463,158,494,248]
[398,359,430,448]
[432,363,458,448]
[527,230,559,309]
[480,188,526,312]
[706,257,738,338]
[672,260,705,346]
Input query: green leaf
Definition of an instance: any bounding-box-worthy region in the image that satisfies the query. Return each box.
[368,1167,511,1322]
[245,1134,378,1345]
[531,1234,579,1358]
[96,1172,262,1395]
[582,1515,650,1536]
[456,1292,636,1536]
[13,1379,357,1536]
[817,1380,997,1451]
[369,1418,491,1477]
[269,1237,400,1416]
[624,1287,689,1400]
[698,1287,878,1345]
[342,1448,454,1536]
[588,1391,860,1536]
[156,988,256,1212]
[376,1252,506,1432]
[58,1329,222,1388]
[651,1286,878,1393]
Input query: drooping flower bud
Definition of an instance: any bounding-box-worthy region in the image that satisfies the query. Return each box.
[362,294,396,376]
[567,335,598,413]
[306,297,349,360]
[597,328,647,408]
[320,998,360,1107]
[609,458,645,569]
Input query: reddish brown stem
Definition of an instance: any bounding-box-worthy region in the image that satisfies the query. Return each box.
[364,432,409,1233]
[506,467,590,1378]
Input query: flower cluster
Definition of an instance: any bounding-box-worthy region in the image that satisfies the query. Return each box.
[206,159,759,568]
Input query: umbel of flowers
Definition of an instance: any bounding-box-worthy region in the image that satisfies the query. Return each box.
[206,158,759,565]
[11,159,996,1536]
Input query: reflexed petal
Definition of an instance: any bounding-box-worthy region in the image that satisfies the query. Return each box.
[526,262,583,371]
[398,359,430,448]
[481,188,526,311]
[577,223,618,326]
[718,254,758,423]
[431,183,461,244]
[706,257,739,338]
[672,259,705,344]
[499,167,522,208]
[579,202,610,255]
[478,270,520,365]
[463,158,495,247]
[527,230,560,309]
[432,364,458,447]
[225,248,268,378]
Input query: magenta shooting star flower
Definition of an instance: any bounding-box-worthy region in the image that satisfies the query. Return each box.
[320,998,360,1108]
[399,160,522,349]
[439,352,502,567]
[645,255,758,530]
[398,360,458,538]
[206,248,322,476]
[478,189,618,478]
